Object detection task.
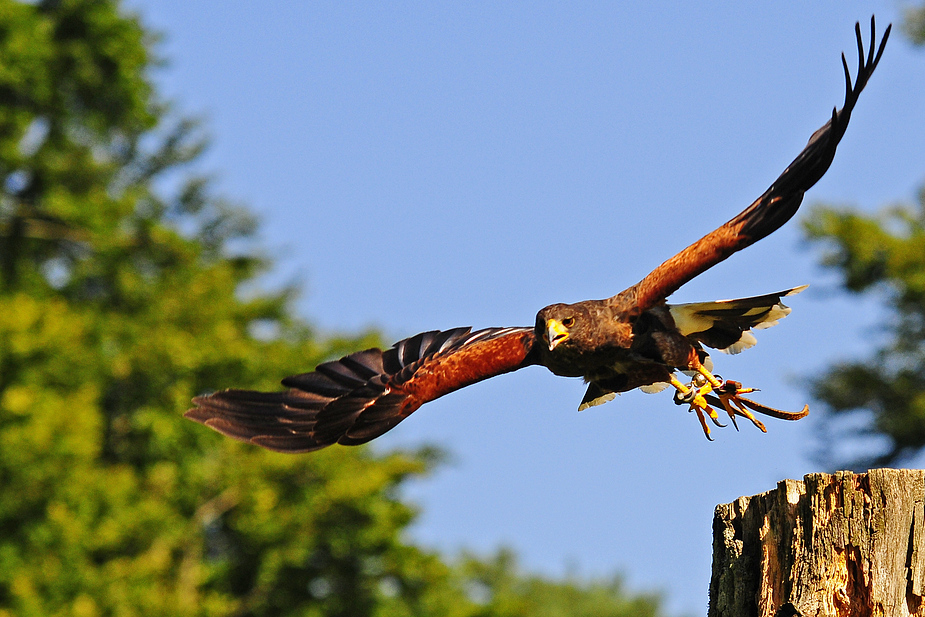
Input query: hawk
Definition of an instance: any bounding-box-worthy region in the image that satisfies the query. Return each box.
[187,19,889,450]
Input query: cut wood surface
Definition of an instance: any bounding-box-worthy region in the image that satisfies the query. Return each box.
[709,468,925,617]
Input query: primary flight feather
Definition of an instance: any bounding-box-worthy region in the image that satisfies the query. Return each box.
[187,19,889,450]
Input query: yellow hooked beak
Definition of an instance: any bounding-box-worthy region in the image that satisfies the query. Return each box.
[545,318,570,351]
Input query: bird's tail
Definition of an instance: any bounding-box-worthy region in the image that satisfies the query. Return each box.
[668,285,807,354]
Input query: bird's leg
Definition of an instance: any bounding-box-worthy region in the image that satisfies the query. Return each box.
[721,393,810,423]
[670,359,808,438]
[689,368,747,429]
[669,374,725,440]
[714,384,766,433]
[691,365,766,432]
[695,365,755,395]
[692,365,809,431]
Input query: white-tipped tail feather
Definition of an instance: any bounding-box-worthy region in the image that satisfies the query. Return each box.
[577,391,616,411]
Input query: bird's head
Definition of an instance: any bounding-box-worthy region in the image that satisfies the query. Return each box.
[536,303,589,352]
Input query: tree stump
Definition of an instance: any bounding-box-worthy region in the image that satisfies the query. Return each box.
[709,469,925,617]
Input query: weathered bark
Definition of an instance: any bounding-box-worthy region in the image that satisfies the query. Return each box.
[709,468,925,617]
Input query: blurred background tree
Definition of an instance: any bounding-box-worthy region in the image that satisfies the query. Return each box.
[803,3,925,470]
[903,3,925,44]
[0,1,662,615]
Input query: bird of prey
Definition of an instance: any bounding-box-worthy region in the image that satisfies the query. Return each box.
[187,19,889,451]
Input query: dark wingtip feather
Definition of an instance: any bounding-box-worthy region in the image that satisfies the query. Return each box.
[622,19,889,313]
[250,434,329,454]
[281,370,348,396]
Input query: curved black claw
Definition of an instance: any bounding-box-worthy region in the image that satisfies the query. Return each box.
[704,394,764,432]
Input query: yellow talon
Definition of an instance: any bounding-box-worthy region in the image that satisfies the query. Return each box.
[693,368,768,431]
[693,406,712,440]
[670,374,724,440]
[670,368,806,438]
[714,391,767,432]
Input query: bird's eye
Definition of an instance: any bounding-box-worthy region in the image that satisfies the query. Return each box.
[561,317,575,328]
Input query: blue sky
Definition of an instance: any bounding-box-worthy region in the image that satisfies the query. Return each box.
[132,3,924,614]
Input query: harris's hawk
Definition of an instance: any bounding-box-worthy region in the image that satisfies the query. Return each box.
[187,19,889,450]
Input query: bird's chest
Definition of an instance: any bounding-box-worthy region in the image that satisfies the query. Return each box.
[629,308,698,368]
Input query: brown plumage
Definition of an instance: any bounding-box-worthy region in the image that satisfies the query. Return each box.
[187,19,889,451]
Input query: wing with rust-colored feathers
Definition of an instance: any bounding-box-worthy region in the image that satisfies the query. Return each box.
[185,326,538,452]
[615,18,889,316]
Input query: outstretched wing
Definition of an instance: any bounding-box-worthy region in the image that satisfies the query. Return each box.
[616,18,889,316]
[186,326,538,452]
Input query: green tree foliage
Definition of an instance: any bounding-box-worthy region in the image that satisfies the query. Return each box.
[457,550,662,617]
[0,1,663,615]
[903,4,925,44]
[804,197,925,467]
[803,7,925,470]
